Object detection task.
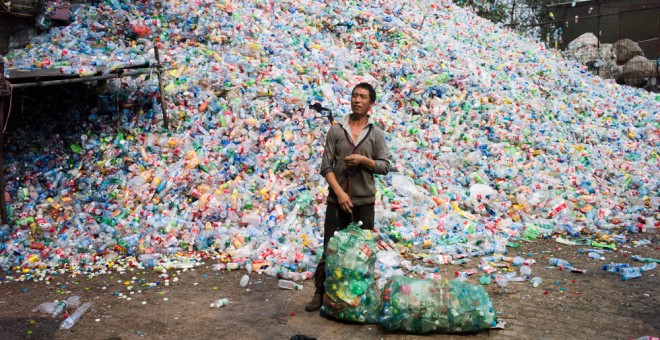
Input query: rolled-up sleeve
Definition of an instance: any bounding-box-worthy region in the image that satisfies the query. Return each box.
[372,129,390,175]
[320,128,336,177]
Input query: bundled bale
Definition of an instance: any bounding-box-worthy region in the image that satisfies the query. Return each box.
[379,276,497,333]
[320,222,381,323]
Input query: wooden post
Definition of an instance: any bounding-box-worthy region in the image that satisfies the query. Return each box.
[509,0,516,28]
[596,0,601,76]
[0,62,7,225]
[154,46,169,130]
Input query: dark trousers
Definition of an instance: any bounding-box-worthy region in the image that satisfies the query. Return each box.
[313,202,375,294]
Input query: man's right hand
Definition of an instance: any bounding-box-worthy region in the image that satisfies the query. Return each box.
[336,190,353,213]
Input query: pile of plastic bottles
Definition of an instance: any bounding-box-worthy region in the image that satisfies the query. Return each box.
[0,0,657,280]
[379,276,497,333]
[320,222,381,323]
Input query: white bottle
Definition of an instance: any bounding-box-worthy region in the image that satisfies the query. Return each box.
[210,298,229,308]
[278,279,303,290]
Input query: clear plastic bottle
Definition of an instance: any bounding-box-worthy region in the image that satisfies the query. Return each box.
[454,271,470,282]
[641,263,657,271]
[530,277,542,287]
[620,267,643,281]
[618,263,656,281]
[60,302,92,330]
[210,298,229,308]
[512,256,525,266]
[588,252,605,260]
[33,302,58,315]
[548,258,572,267]
[240,274,249,287]
[278,279,303,290]
[603,262,629,273]
[494,275,508,288]
[33,296,80,317]
[520,265,532,277]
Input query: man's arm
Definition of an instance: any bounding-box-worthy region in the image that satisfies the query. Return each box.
[325,172,352,212]
[371,128,390,175]
[320,127,353,213]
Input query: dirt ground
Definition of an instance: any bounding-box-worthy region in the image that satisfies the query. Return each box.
[0,234,658,340]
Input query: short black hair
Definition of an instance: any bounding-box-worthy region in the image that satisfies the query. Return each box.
[352,82,376,103]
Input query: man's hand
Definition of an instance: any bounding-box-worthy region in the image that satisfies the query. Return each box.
[345,154,376,171]
[344,154,364,167]
[336,190,353,213]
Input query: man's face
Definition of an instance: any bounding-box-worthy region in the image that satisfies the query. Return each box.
[351,88,373,116]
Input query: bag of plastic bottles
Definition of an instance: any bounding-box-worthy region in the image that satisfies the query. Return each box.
[320,222,381,323]
[379,276,497,333]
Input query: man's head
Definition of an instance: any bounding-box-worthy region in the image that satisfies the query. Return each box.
[351,83,376,116]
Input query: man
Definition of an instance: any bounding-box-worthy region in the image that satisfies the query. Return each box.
[305,83,391,312]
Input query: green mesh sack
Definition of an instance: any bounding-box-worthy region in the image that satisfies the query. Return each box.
[379,276,497,333]
[320,222,381,323]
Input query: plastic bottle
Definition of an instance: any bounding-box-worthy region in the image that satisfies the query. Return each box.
[548,258,572,267]
[53,301,68,318]
[530,277,542,287]
[519,265,532,277]
[620,267,643,281]
[60,302,92,330]
[641,262,657,271]
[603,263,629,273]
[512,256,525,266]
[33,296,81,317]
[454,271,469,282]
[588,252,605,260]
[494,275,508,288]
[33,302,58,315]
[278,279,303,290]
[210,298,229,308]
[239,274,249,287]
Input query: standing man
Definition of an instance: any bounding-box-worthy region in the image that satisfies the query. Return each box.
[305,83,391,312]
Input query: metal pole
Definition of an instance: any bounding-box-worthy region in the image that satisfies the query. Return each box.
[0,62,6,225]
[9,68,163,89]
[562,4,567,50]
[657,13,660,84]
[597,0,601,76]
[154,46,169,130]
[510,4,660,29]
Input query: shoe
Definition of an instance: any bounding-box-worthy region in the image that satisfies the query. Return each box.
[305,292,323,312]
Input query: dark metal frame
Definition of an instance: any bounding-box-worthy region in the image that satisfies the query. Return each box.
[0,46,170,224]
